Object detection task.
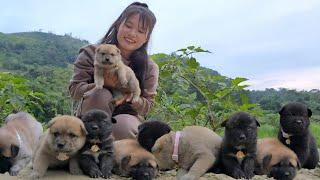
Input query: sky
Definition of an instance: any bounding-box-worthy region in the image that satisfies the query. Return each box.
[1,0,320,90]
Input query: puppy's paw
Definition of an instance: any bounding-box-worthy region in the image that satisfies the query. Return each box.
[28,171,42,179]
[179,174,197,180]
[88,168,103,178]
[9,169,19,176]
[244,169,255,179]
[231,168,246,179]
[101,169,112,179]
[120,79,128,87]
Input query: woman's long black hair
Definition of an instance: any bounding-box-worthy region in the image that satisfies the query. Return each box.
[99,2,156,91]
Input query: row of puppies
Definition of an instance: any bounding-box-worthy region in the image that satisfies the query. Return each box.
[0,110,155,180]
[137,102,319,180]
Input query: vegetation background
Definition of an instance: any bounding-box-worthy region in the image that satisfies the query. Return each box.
[0,31,319,146]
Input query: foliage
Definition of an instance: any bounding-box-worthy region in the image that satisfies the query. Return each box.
[148,46,263,130]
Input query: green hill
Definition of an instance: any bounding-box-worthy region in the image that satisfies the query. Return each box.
[0,32,88,72]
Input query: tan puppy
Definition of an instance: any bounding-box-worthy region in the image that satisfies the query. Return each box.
[113,139,157,180]
[94,44,141,104]
[0,112,42,175]
[28,115,87,178]
[152,126,222,180]
[255,138,300,179]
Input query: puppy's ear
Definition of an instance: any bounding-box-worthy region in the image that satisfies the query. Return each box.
[80,123,88,135]
[307,108,312,117]
[138,123,146,133]
[262,154,272,169]
[151,143,162,153]
[279,106,285,115]
[296,159,301,169]
[221,119,228,127]
[255,118,261,127]
[10,145,19,158]
[47,118,57,128]
[121,155,131,170]
[116,48,121,54]
[111,117,117,124]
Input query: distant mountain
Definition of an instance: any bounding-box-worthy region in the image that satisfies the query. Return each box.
[0,31,88,71]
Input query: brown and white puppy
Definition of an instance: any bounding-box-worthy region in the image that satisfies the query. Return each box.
[152,126,222,180]
[0,112,42,175]
[29,115,87,178]
[255,138,300,180]
[113,139,157,180]
[94,44,141,105]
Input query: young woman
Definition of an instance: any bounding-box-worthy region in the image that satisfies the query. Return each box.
[69,2,158,140]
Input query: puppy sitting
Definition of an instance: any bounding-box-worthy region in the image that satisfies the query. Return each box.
[94,44,141,105]
[113,139,157,180]
[152,126,222,180]
[255,138,300,180]
[78,109,116,178]
[278,102,319,169]
[28,115,87,178]
[137,120,171,152]
[0,112,42,175]
[220,112,260,179]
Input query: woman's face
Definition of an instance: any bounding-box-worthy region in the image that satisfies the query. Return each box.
[117,14,148,58]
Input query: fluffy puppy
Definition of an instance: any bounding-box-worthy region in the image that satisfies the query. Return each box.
[278,102,319,169]
[29,115,87,178]
[255,138,300,180]
[113,139,157,180]
[152,126,222,180]
[78,109,116,178]
[0,112,42,175]
[220,112,260,179]
[137,120,172,152]
[94,44,141,104]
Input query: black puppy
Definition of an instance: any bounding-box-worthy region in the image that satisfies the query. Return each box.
[79,109,116,178]
[220,112,260,179]
[268,158,297,180]
[137,120,171,152]
[0,156,11,174]
[278,102,319,169]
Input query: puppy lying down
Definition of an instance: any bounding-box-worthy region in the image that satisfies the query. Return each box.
[113,139,157,180]
[152,126,222,180]
[255,138,300,180]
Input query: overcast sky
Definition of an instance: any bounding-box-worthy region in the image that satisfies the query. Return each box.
[1,0,320,90]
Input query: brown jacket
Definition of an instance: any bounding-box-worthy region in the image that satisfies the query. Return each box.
[69,44,159,115]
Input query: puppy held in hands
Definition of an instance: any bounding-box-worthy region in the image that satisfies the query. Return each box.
[278,102,319,169]
[0,112,42,176]
[220,112,260,179]
[255,138,300,180]
[78,109,116,178]
[113,139,157,180]
[29,115,87,179]
[94,44,141,104]
[152,126,222,180]
[137,120,171,152]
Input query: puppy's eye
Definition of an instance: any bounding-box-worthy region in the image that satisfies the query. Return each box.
[53,132,59,137]
[101,53,106,56]
[69,133,77,138]
[110,53,115,56]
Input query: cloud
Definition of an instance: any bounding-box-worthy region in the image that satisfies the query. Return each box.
[247,67,320,90]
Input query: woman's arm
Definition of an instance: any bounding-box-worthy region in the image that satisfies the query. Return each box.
[131,59,159,115]
[69,45,97,100]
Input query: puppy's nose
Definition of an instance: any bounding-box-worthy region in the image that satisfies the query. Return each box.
[105,58,109,62]
[239,134,246,140]
[92,125,99,130]
[57,143,65,149]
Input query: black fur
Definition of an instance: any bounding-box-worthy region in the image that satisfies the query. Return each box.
[112,103,138,117]
[137,120,171,152]
[278,102,319,169]
[0,155,11,174]
[220,112,260,179]
[268,158,297,180]
[129,159,156,180]
[79,109,116,178]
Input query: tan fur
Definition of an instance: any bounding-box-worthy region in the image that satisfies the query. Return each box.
[113,139,157,177]
[94,44,141,104]
[0,112,42,175]
[256,138,299,173]
[152,126,222,180]
[28,115,87,178]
